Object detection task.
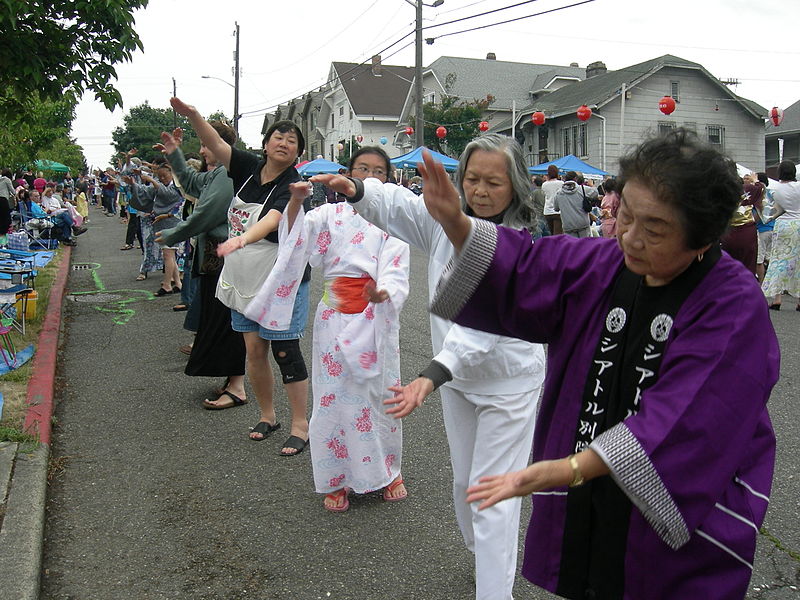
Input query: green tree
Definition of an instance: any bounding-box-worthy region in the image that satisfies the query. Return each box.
[0,91,76,169]
[0,0,148,121]
[111,102,199,164]
[336,136,362,168]
[37,137,87,176]
[415,72,494,157]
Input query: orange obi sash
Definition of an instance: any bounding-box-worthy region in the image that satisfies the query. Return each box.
[322,276,375,314]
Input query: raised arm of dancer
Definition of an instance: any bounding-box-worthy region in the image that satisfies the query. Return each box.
[170,96,232,170]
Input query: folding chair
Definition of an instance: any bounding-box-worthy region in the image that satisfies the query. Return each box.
[12,201,58,250]
[0,283,34,335]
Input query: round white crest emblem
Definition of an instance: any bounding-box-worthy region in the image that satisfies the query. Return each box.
[650,314,673,342]
[605,307,627,333]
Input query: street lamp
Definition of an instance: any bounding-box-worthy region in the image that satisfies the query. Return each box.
[404,0,444,149]
[201,75,239,135]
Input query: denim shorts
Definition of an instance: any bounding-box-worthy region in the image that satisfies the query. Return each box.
[230,279,310,340]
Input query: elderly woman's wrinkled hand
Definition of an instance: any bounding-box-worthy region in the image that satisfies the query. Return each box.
[310,174,356,197]
[466,461,562,510]
[384,377,434,419]
[217,236,246,257]
[417,150,461,226]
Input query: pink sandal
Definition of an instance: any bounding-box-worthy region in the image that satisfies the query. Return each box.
[383,477,408,502]
[324,488,350,512]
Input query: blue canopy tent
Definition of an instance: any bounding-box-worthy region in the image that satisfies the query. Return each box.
[297,158,347,176]
[390,147,459,173]
[528,155,608,178]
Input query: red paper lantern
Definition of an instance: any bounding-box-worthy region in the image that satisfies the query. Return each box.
[658,96,676,115]
[576,105,592,121]
[436,126,447,139]
[356,135,363,143]
[531,111,546,126]
[478,121,489,132]
[404,126,414,136]
[769,107,784,127]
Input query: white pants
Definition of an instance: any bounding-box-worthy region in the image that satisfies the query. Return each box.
[440,385,540,600]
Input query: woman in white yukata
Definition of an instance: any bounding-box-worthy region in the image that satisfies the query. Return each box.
[220,147,410,512]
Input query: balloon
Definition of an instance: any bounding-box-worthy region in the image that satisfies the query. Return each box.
[337,143,344,151]
[478,121,489,132]
[380,136,387,145]
[356,135,363,143]
[404,126,414,136]
[436,126,447,139]
[531,111,546,126]
[770,107,784,127]
[576,105,592,121]
[658,96,676,115]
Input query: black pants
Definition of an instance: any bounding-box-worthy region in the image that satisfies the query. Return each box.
[125,213,143,248]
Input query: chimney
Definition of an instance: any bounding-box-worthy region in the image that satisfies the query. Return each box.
[586,61,607,78]
[371,55,382,77]
[486,52,496,60]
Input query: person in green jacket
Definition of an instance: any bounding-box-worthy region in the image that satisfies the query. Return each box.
[155,122,247,408]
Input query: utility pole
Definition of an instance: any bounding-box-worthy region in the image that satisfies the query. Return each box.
[233,22,240,136]
[172,78,177,128]
[414,2,423,149]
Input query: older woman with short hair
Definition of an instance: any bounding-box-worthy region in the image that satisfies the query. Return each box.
[420,129,779,600]
[317,133,547,600]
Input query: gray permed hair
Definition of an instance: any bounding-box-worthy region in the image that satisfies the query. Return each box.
[455,133,535,230]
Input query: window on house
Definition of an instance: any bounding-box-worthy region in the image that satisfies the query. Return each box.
[578,123,587,156]
[339,106,344,116]
[658,122,676,136]
[571,126,579,157]
[331,113,334,128]
[707,124,724,147]
[425,92,435,104]
[671,81,680,103]
[349,108,353,120]
[562,128,571,155]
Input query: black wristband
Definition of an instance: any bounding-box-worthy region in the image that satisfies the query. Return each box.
[418,360,453,391]
[344,176,365,203]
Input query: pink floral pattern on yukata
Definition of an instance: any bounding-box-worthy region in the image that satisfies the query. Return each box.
[321,308,336,321]
[322,353,343,376]
[317,230,332,254]
[329,473,346,487]
[295,236,304,247]
[328,437,349,459]
[351,231,365,245]
[355,407,373,432]
[359,351,377,370]
[276,280,297,298]
[364,306,375,321]
[385,454,396,476]
[320,393,335,407]
[362,456,372,463]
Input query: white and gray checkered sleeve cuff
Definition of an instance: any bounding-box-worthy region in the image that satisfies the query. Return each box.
[430,218,497,321]
[591,423,690,550]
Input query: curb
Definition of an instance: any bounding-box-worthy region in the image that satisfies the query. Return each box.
[24,245,73,445]
[0,246,72,600]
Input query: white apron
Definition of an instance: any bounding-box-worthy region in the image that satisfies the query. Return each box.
[216,175,280,313]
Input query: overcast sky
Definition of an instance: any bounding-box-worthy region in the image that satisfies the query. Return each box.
[71,0,799,169]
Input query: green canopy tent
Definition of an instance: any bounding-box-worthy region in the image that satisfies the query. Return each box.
[34,159,70,174]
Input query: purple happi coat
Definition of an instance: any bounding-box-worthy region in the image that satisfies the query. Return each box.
[431,220,779,600]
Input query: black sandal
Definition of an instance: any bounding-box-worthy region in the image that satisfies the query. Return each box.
[248,420,281,441]
[202,390,247,410]
[280,435,308,456]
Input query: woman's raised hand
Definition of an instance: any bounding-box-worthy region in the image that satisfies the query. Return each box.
[170,97,196,117]
[310,174,356,198]
[417,150,471,250]
[216,236,246,257]
[288,181,312,202]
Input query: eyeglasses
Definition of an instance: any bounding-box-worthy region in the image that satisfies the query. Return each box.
[352,166,387,178]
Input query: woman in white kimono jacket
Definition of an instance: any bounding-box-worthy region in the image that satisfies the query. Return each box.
[221,147,410,512]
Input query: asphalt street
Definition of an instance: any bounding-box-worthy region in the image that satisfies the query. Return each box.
[39,209,798,599]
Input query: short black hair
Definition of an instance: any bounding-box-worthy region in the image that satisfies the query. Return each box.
[532,176,544,187]
[756,172,769,186]
[603,178,617,193]
[262,120,305,158]
[348,146,392,175]
[777,160,796,182]
[564,171,577,182]
[618,128,740,249]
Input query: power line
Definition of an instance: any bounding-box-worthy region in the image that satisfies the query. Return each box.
[425,0,597,43]
[424,0,543,30]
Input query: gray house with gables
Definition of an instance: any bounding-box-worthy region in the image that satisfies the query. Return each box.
[496,55,767,174]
